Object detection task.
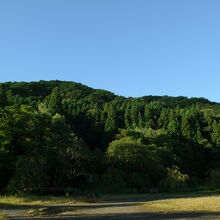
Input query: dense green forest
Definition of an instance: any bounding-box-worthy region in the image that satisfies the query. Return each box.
[0,80,220,193]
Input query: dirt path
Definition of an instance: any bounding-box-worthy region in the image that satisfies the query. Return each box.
[1,197,220,219]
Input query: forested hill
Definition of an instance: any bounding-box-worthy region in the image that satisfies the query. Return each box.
[0,80,220,193]
[1,80,219,108]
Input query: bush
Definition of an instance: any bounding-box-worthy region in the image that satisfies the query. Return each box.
[7,156,48,193]
[159,166,189,192]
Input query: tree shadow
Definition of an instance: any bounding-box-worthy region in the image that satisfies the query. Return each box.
[2,194,220,219]
[1,202,139,210]
[9,211,220,219]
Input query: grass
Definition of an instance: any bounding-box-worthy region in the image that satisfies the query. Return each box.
[26,207,67,217]
[1,190,220,206]
[0,195,97,206]
[2,191,220,217]
[26,207,58,216]
[25,207,84,217]
[0,211,8,220]
[23,193,220,217]
[99,189,220,201]
[0,193,166,206]
[141,195,220,213]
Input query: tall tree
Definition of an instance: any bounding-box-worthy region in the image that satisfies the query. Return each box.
[131,102,139,128]
[138,112,143,128]
[105,105,117,132]
[158,108,168,128]
[0,84,8,108]
[124,103,131,128]
[211,120,220,147]
[48,87,62,115]
[181,114,191,140]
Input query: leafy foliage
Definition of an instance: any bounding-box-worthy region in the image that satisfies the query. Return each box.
[159,166,189,192]
[0,80,219,193]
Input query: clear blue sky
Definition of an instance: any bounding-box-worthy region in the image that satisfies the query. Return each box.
[0,0,219,102]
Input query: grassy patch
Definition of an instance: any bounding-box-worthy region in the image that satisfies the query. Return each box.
[0,211,8,220]
[98,190,220,201]
[0,195,97,206]
[0,191,218,206]
[25,207,65,217]
[25,207,84,217]
[141,195,220,213]
[1,190,220,207]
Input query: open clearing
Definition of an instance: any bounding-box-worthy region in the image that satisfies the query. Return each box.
[1,193,220,219]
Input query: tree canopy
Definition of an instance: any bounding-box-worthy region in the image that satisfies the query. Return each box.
[0,80,219,193]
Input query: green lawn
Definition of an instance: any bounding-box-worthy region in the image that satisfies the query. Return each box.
[0,195,94,206]
[141,195,220,213]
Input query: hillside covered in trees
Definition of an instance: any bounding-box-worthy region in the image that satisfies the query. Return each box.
[0,80,220,193]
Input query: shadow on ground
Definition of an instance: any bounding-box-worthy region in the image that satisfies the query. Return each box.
[1,202,139,210]
[1,194,220,219]
[7,211,220,220]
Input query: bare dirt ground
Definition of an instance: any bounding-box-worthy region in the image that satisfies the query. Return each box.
[1,196,220,220]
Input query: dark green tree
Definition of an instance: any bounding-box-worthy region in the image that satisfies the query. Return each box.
[211,120,220,147]
[158,108,168,128]
[48,87,62,115]
[0,84,9,108]
[138,112,143,128]
[181,114,191,139]
[105,105,118,132]
[124,104,131,128]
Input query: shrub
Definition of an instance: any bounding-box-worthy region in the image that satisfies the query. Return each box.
[159,166,189,192]
[7,156,48,193]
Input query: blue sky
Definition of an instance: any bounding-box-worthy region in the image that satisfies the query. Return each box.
[0,0,219,102]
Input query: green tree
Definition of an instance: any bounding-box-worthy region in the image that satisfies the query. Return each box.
[167,110,179,136]
[105,105,117,132]
[138,112,143,128]
[158,108,168,128]
[106,137,164,187]
[181,114,191,139]
[0,84,9,108]
[131,102,139,128]
[8,156,48,192]
[211,121,220,147]
[48,87,62,115]
[124,103,131,128]
[159,166,189,192]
